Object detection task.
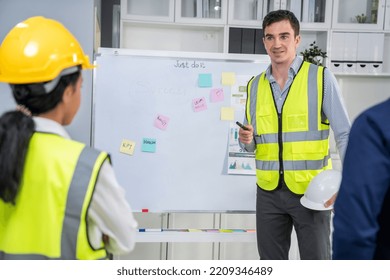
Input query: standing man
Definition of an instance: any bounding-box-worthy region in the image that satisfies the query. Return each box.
[238,10,350,260]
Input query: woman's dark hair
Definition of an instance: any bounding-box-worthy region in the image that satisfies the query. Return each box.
[0,68,81,204]
[262,10,300,37]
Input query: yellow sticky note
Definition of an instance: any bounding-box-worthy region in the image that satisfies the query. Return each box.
[120,139,136,155]
[220,107,235,121]
[221,72,236,86]
[219,229,233,233]
[188,229,203,232]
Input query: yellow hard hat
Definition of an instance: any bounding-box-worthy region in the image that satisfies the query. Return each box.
[0,16,94,84]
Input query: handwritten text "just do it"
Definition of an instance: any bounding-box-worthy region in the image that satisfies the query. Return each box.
[174,60,206,69]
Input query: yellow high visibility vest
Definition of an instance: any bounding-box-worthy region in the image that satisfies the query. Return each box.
[246,61,332,194]
[0,132,108,259]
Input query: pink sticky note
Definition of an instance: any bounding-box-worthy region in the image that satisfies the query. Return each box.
[192,97,207,112]
[210,88,224,102]
[154,114,170,130]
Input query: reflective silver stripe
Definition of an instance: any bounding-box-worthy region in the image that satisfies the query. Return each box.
[308,64,319,131]
[0,251,50,260]
[256,154,331,171]
[256,130,329,144]
[254,135,262,143]
[284,154,330,170]
[61,146,101,259]
[0,146,101,260]
[248,75,260,133]
[256,160,280,171]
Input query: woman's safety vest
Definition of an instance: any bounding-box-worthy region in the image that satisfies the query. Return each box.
[246,61,332,194]
[0,132,109,259]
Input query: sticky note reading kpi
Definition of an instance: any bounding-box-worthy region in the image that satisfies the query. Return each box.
[142,138,156,153]
[120,139,136,155]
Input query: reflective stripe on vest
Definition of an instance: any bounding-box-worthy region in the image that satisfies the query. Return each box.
[0,134,107,260]
[246,61,332,194]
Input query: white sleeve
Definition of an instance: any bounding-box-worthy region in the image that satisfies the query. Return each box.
[322,69,351,163]
[87,159,138,255]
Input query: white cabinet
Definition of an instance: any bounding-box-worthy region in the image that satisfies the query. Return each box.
[329,32,358,73]
[118,0,390,75]
[384,0,390,30]
[266,0,302,15]
[299,0,332,29]
[228,0,331,29]
[228,0,264,26]
[121,0,175,22]
[120,0,332,54]
[175,0,228,24]
[357,33,384,73]
[329,32,385,74]
[121,0,227,24]
[332,0,385,30]
[328,0,390,75]
[120,0,226,52]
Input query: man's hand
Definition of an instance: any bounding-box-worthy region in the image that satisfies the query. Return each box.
[324,192,338,209]
[103,234,109,245]
[238,124,254,144]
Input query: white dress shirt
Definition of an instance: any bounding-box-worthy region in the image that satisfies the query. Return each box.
[33,117,138,255]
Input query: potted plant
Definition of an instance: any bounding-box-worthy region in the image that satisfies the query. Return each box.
[355,13,367,23]
[300,41,327,66]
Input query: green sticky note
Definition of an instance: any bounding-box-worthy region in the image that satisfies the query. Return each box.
[198,73,212,87]
[239,85,247,92]
[142,138,156,153]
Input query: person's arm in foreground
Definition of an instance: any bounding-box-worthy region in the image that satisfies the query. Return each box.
[88,159,138,256]
[333,103,390,259]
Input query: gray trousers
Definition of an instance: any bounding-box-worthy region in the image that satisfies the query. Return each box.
[256,185,331,260]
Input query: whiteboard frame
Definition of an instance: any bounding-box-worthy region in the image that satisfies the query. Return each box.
[92,48,270,213]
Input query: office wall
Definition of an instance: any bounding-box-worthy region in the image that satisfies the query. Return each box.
[0,0,96,144]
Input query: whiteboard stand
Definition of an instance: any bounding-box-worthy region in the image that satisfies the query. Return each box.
[136,231,256,243]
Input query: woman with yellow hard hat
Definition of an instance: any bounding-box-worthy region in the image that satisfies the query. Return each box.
[0,16,138,260]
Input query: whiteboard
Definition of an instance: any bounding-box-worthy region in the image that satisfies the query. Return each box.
[92,48,269,212]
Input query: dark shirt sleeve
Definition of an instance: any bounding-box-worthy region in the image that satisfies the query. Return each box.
[332,101,390,259]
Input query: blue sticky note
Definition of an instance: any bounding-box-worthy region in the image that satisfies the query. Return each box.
[198,73,212,87]
[142,138,156,153]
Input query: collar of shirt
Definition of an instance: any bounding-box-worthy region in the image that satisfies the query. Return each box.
[265,56,303,84]
[33,116,71,139]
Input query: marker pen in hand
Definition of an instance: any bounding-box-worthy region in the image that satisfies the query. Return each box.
[236,121,250,131]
